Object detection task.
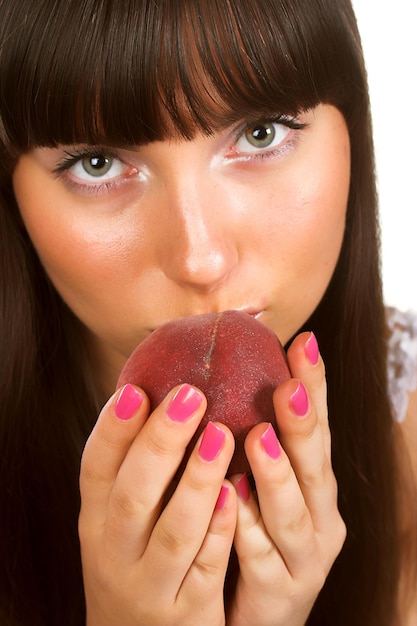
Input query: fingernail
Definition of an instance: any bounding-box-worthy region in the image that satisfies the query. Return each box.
[167,384,203,422]
[290,381,309,418]
[236,473,251,502]
[305,332,319,365]
[115,384,143,420]
[215,485,229,510]
[199,422,226,462]
[261,424,281,459]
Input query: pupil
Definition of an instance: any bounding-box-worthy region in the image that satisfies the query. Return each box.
[253,126,270,141]
[91,156,107,169]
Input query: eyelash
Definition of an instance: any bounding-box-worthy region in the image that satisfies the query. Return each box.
[52,115,307,194]
[233,115,307,161]
[53,147,126,196]
[53,147,116,174]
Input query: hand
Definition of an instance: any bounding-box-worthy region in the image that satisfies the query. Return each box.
[227,332,347,626]
[79,383,237,626]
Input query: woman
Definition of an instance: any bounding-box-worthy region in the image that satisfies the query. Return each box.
[0,0,416,624]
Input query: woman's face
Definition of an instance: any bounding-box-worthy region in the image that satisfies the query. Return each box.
[13,104,350,395]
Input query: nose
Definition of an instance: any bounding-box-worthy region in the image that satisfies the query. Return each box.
[157,175,239,293]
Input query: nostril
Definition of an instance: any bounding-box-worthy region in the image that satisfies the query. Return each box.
[160,230,238,292]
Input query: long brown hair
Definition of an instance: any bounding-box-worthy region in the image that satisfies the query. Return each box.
[0,1,412,624]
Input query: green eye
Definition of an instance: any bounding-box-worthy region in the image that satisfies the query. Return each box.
[244,124,276,148]
[82,155,114,177]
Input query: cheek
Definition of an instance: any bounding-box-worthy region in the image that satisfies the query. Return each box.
[263,170,348,272]
[19,200,115,286]
[13,160,138,306]
[298,178,348,261]
[28,219,140,316]
[262,134,350,338]
[293,129,350,266]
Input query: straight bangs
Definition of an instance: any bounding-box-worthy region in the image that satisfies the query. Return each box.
[0,0,362,166]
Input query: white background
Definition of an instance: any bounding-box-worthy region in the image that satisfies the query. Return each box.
[351,1,416,311]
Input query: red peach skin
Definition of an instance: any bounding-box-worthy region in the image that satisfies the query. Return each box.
[117,310,290,475]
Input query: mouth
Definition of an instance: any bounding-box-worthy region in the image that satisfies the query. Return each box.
[239,308,265,320]
[149,308,266,333]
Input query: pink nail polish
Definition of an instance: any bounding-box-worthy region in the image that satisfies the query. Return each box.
[261,424,281,459]
[305,332,319,366]
[237,474,251,502]
[199,422,226,462]
[290,381,309,417]
[215,485,229,510]
[115,384,143,420]
[167,384,203,422]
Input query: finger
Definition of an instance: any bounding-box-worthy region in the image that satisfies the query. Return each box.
[229,472,286,586]
[286,332,330,458]
[229,473,326,626]
[141,421,235,598]
[244,424,320,577]
[183,480,237,606]
[272,380,345,561]
[79,384,149,525]
[104,384,209,563]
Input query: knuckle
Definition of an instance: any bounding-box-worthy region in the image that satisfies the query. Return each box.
[79,459,96,492]
[183,467,209,494]
[300,456,334,491]
[285,507,312,540]
[193,556,220,581]
[271,458,294,488]
[308,368,326,398]
[243,505,263,536]
[145,433,169,457]
[94,422,130,457]
[79,458,106,492]
[319,514,347,570]
[143,429,176,459]
[315,357,327,383]
[334,515,348,549]
[111,485,143,518]
[301,418,319,441]
[77,514,90,547]
[155,523,190,556]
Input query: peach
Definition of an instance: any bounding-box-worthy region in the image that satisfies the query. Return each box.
[117,310,290,475]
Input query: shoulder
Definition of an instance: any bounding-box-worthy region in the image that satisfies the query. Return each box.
[386,306,417,471]
[387,308,417,622]
[386,306,417,423]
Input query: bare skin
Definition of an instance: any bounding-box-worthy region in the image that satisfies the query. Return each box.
[13,105,349,398]
[12,102,416,623]
[79,332,346,626]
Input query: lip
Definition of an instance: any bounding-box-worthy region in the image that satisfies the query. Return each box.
[236,307,265,320]
[149,307,266,332]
